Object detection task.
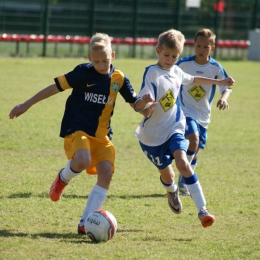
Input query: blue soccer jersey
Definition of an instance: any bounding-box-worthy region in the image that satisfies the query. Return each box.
[54,63,138,138]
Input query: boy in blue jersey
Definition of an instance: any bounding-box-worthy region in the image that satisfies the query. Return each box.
[9,33,153,235]
[134,29,235,227]
[176,28,232,196]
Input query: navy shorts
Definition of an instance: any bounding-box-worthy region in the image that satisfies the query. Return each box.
[139,133,189,170]
[185,117,207,149]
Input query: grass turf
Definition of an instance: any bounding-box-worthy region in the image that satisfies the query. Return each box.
[0,58,260,259]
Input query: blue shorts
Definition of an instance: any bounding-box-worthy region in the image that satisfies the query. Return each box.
[185,117,207,149]
[139,133,189,170]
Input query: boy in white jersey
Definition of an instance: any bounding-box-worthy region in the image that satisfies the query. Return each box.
[134,29,235,227]
[176,28,232,196]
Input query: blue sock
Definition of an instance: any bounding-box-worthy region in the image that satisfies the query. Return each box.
[183,173,198,185]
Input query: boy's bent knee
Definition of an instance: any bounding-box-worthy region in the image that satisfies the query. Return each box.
[176,159,191,176]
[71,157,90,172]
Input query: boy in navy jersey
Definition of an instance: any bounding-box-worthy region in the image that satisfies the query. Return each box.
[176,28,232,196]
[9,33,152,234]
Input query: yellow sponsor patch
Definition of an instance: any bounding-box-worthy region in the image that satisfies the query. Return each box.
[159,89,175,112]
[188,85,206,101]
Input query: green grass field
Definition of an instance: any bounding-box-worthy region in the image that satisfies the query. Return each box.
[0,58,260,260]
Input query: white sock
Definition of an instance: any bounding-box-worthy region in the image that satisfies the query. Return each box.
[191,164,197,171]
[186,181,206,213]
[160,177,177,192]
[79,184,108,227]
[163,184,177,193]
[186,153,195,164]
[191,158,198,171]
[60,160,81,183]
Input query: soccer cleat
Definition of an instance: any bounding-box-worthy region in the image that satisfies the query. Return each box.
[49,169,68,202]
[198,208,215,228]
[78,225,86,235]
[178,173,190,196]
[167,188,183,214]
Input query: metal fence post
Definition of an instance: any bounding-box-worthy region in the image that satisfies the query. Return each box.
[42,0,49,57]
[132,0,138,58]
[176,0,181,30]
[213,0,220,59]
[90,0,96,36]
[252,0,259,29]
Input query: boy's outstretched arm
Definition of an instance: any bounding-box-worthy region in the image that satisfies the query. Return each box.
[130,93,157,118]
[192,76,235,87]
[9,84,59,119]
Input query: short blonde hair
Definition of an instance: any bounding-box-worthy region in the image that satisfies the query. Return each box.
[89,32,112,52]
[157,29,185,53]
[194,28,216,45]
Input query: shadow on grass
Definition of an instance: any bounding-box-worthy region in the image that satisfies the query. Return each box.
[0,229,192,243]
[0,229,92,244]
[142,236,192,242]
[3,192,166,200]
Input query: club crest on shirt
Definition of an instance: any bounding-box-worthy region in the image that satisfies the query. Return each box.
[111,82,120,93]
[188,85,206,101]
[159,89,175,112]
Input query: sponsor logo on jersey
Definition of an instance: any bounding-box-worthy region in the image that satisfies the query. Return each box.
[87,83,96,87]
[159,89,175,112]
[163,74,173,83]
[196,71,204,74]
[111,82,120,93]
[188,85,206,101]
[84,92,115,105]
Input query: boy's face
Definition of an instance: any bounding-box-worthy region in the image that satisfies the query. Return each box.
[194,36,215,63]
[88,48,115,75]
[156,46,180,70]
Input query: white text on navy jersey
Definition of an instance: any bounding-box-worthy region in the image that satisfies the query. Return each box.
[84,92,114,105]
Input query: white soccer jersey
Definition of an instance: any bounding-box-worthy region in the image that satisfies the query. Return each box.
[176,55,232,128]
[134,64,194,146]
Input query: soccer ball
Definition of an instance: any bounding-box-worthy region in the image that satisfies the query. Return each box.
[84,209,117,243]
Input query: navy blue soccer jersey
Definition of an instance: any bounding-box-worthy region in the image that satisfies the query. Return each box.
[54,63,138,138]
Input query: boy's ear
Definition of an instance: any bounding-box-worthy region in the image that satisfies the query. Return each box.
[111,51,115,59]
[156,47,160,55]
[211,45,215,51]
[88,53,91,61]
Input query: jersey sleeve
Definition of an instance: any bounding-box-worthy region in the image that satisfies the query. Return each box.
[119,75,138,103]
[54,65,82,91]
[179,68,194,86]
[138,66,156,100]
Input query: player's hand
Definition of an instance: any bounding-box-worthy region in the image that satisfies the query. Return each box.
[142,101,157,118]
[141,93,154,103]
[9,103,29,119]
[216,99,229,110]
[139,94,157,118]
[223,76,235,87]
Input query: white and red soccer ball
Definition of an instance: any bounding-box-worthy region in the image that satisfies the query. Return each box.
[84,209,117,243]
